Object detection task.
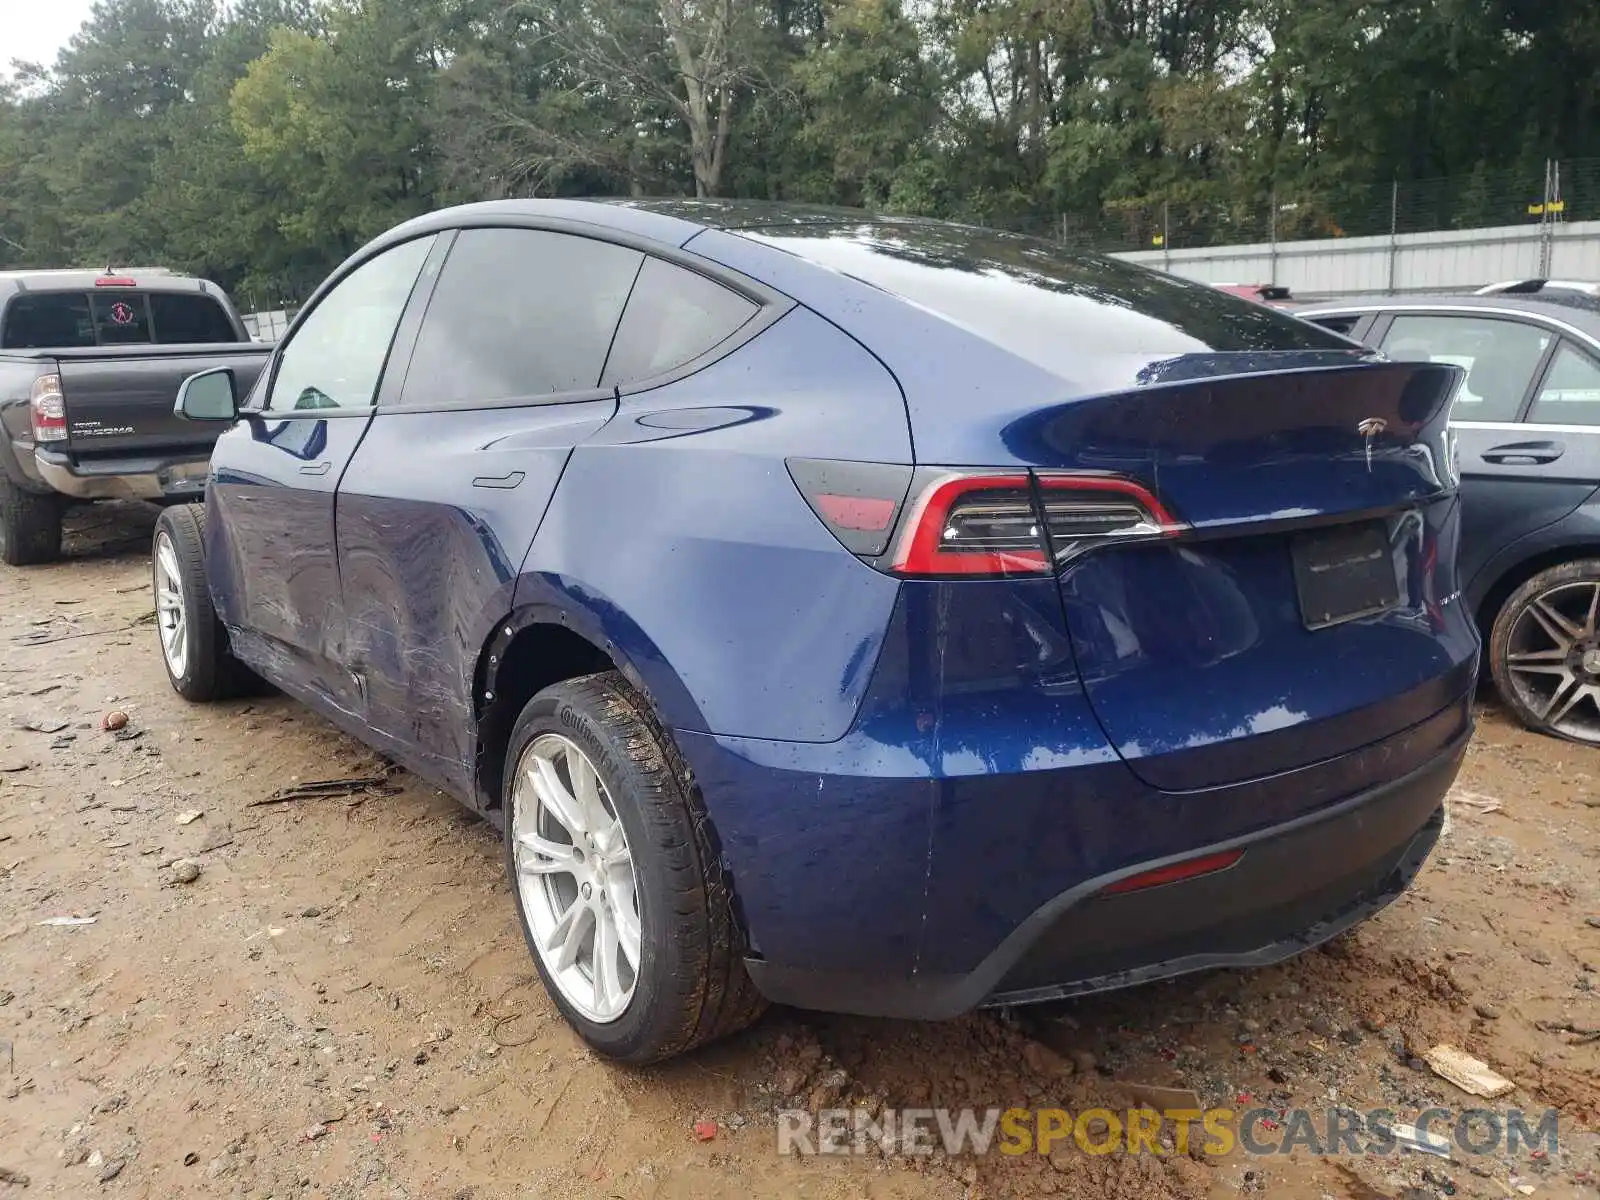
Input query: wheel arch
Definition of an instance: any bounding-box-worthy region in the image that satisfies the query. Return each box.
[470,593,707,818]
[1473,540,1600,639]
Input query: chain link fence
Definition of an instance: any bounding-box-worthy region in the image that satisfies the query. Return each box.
[1052,157,1600,257]
[236,158,1600,326]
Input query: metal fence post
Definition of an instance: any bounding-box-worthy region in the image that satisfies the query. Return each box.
[1538,159,1559,277]
[1268,190,1278,285]
[1387,180,1400,294]
[1162,201,1171,270]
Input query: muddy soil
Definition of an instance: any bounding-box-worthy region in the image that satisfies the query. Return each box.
[0,501,1596,1199]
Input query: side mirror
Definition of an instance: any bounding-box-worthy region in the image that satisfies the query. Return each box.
[175,368,238,422]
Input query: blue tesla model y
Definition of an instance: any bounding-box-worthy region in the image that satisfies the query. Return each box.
[153,200,1476,1062]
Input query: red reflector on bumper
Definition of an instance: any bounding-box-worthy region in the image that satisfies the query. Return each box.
[1100,849,1244,895]
[814,493,897,532]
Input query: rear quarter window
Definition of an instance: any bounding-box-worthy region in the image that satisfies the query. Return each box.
[602,257,758,387]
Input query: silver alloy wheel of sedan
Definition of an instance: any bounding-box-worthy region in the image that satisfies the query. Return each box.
[154,531,189,679]
[1503,579,1600,742]
[511,733,642,1023]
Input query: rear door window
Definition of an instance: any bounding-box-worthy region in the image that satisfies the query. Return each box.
[2,293,96,348]
[398,228,643,406]
[601,257,758,387]
[149,293,237,343]
[1379,314,1552,422]
[1527,341,1600,426]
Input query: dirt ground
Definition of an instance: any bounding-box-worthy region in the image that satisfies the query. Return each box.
[1,502,1596,1200]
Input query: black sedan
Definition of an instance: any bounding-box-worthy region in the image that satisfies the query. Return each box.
[1302,288,1600,744]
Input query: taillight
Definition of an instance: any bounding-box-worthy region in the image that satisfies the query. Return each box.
[30,374,67,444]
[790,460,1183,578]
[891,473,1048,576]
[890,471,1181,577]
[1035,474,1179,568]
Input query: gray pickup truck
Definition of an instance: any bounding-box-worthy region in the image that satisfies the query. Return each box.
[0,268,272,564]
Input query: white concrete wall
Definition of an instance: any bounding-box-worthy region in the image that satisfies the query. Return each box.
[1115,219,1600,298]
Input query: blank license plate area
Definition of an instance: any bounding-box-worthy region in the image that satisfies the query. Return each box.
[1291,521,1401,630]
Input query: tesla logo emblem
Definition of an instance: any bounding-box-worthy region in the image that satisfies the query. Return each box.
[1358,417,1388,470]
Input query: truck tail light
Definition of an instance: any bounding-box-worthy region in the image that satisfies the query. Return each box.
[30,374,67,444]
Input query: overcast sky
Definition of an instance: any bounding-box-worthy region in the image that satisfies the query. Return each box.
[3,0,96,76]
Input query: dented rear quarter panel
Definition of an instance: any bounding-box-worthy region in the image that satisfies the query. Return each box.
[509,305,913,743]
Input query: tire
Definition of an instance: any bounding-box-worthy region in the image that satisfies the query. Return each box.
[1488,558,1600,745]
[152,504,252,702]
[0,478,62,566]
[503,671,766,1063]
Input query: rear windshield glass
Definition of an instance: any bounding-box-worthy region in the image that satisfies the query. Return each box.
[2,290,236,348]
[93,293,152,343]
[743,223,1347,370]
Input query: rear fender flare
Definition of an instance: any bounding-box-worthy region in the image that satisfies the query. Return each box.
[1465,491,1600,629]
[477,578,708,735]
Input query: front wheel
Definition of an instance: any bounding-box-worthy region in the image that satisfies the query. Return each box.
[503,672,765,1063]
[152,505,253,701]
[1488,558,1600,744]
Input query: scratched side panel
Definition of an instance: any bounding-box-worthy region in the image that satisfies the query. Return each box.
[335,399,617,794]
[208,414,373,708]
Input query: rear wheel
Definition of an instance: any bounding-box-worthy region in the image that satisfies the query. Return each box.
[0,479,62,566]
[1488,559,1600,744]
[152,504,252,701]
[503,672,765,1063]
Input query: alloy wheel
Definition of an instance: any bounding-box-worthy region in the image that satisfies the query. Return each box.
[1503,579,1600,742]
[511,733,641,1023]
[154,531,189,679]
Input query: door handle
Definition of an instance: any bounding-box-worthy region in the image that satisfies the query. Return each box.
[1482,440,1564,466]
[472,471,525,490]
[298,461,332,476]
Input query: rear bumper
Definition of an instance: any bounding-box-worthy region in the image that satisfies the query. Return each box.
[34,447,209,502]
[743,728,1465,1019]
